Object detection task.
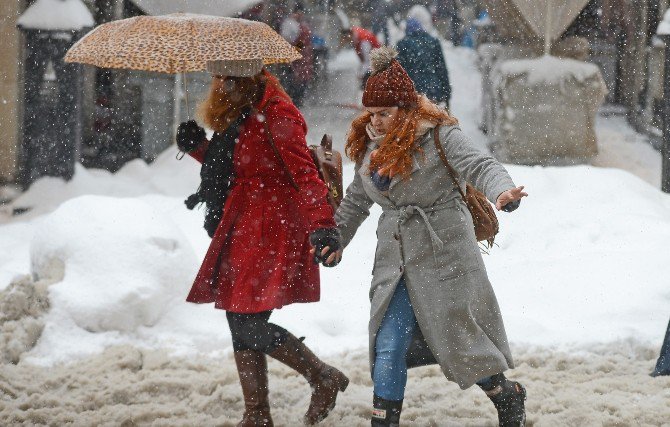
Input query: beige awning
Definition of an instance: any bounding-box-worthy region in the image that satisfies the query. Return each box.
[129,0,262,17]
[482,0,590,42]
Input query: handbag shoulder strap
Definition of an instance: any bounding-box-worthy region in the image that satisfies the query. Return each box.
[433,125,467,201]
[260,97,300,191]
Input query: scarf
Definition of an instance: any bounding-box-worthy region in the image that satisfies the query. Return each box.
[185,107,252,237]
[365,119,436,192]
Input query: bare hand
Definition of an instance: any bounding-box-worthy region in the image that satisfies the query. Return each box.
[495,186,528,211]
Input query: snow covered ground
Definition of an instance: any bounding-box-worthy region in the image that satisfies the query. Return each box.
[2,45,670,425]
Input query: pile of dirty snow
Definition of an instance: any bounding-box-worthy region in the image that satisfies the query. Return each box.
[2,342,669,426]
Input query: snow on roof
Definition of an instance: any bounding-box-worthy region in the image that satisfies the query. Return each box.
[657,9,670,36]
[17,0,94,31]
[498,55,604,86]
[129,0,262,17]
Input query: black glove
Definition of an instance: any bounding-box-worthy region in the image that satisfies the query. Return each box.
[309,228,341,267]
[370,169,391,192]
[501,200,520,212]
[176,120,206,152]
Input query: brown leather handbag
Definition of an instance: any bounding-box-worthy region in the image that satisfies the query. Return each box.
[308,134,343,211]
[264,124,343,212]
[433,126,499,248]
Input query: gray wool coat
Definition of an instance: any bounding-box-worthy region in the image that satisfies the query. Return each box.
[335,124,517,389]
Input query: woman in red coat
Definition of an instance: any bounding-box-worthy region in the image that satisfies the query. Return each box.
[176,59,348,427]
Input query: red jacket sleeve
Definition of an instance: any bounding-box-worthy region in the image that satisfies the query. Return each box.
[264,100,336,232]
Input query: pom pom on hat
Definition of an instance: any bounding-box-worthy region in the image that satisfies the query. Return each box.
[370,46,398,75]
[363,47,418,108]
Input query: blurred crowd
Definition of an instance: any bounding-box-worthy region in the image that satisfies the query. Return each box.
[236,1,477,107]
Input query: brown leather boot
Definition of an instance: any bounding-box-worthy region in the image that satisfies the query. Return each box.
[234,350,273,427]
[268,333,349,425]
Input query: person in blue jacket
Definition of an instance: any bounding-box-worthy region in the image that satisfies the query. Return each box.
[396,17,452,109]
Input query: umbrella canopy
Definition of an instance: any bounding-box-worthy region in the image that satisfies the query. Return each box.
[64,13,301,73]
[482,0,590,42]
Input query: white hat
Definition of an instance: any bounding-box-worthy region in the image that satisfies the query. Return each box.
[407,5,432,32]
[206,59,264,77]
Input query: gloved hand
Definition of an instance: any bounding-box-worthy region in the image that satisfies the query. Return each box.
[309,228,341,267]
[370,169,391,192]
[501,200,520,212]
[176,120,206,152]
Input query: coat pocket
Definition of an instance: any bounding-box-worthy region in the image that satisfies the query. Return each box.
[434,224,481,280]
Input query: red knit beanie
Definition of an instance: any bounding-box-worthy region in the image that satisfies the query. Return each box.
[362,47,418,108]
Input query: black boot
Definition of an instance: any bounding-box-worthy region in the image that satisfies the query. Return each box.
[484,376,527,427]
[371,395,402,427]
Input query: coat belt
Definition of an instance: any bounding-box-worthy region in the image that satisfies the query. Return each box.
[384,197,460,262]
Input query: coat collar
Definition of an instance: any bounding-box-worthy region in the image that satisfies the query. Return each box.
[255,70,291,112]
[360,120,439,195]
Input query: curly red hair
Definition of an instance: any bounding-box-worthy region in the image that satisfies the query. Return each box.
[346,96,459,177]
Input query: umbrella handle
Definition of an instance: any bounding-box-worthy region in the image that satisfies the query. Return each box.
[175,69,190,161]
[182,71,191,120]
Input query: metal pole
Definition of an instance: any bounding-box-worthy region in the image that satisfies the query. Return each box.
[544,0,552,55]
[663,42,670,193]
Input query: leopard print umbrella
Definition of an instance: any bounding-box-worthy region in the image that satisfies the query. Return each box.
[64,13,302,73]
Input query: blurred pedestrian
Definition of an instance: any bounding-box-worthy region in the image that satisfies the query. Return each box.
[326,47,528,426]
[340,25,381,89]
[432,0,462,45]
[651,318,670,377]
[280,1,314,107]
[177,59,348,426]
[396,10,452,108]
[368,0,391,44]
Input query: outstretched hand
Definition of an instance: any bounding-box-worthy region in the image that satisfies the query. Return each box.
[495,186,528,212]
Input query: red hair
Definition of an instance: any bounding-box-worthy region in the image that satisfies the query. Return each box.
[346,96,459,177]
[198,70,290,133]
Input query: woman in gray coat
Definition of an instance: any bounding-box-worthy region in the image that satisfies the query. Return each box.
[317,48,528,426]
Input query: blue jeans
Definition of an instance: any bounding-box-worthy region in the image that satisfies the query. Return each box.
[373,278,496,400]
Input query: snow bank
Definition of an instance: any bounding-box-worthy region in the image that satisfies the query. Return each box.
[490,164,670,347]
[30,195,197,333]
[6,161,669,368]
[11,152,201,219]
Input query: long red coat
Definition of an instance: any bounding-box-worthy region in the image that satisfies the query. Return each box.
[186,78,335,313]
